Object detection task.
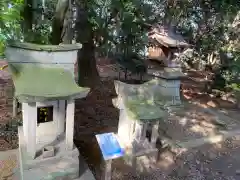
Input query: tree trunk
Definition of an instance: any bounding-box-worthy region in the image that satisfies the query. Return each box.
[51,0,69,44]
[51,0,99,87]
[75,1,99,87]
[22,0,33,35]
[61,8,74,44]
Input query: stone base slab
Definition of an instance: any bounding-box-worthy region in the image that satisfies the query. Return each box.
[18,127,95,180]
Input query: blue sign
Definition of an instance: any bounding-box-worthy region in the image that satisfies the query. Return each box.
[96,133,125,161]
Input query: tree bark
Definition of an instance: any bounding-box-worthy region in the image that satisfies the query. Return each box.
[51,0,99,87]
[22,0,33,35]
[51,0,69,44]
[75,1,99,87]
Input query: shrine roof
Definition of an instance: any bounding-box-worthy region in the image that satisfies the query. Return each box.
[8,64,90,103]
[148,25,190,48]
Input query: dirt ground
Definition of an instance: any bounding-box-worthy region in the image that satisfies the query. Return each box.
[1,59,240,180]
[106,137,240,180]
[165,137,240,180]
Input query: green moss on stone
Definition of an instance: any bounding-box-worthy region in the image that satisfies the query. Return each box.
[125,98,166,121]
[7,41,82,52]
[8,64,90,102]
[43,171,68,180]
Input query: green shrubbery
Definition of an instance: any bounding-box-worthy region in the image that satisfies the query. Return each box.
[0,0,24,56]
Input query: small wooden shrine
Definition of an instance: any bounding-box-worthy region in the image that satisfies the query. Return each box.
[5,42,95,180]
[147,25,190,67]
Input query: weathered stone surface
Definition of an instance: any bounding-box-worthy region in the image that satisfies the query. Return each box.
[7,41,82,51]
[42,146,55,159]
[18,126,95,180]
[7,64,90,103]
[5,42,81,81]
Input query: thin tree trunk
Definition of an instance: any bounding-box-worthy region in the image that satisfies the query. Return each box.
[61,8,74,44]
[75,1,99,87]
[163,0,173,26]
[22,0,33,36]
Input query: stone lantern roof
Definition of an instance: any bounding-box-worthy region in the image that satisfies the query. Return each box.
[7,41,82,51]
[8,63,90,103]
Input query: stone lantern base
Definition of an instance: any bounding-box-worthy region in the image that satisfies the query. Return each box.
[18,127,94,180]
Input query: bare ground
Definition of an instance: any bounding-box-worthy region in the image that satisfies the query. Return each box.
[106,137,240,180]
[165,137,240,180]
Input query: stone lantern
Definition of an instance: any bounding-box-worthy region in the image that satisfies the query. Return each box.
[148,65,185,107]
[113,80,167,165]
[5,42,93,180]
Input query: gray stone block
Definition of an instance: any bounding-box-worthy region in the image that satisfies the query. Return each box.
[42,146,55,159]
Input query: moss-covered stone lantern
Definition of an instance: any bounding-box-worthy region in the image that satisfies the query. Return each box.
[5,42,94,180]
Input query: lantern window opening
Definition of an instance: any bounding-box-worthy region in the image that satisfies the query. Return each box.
[37,106,54,124]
